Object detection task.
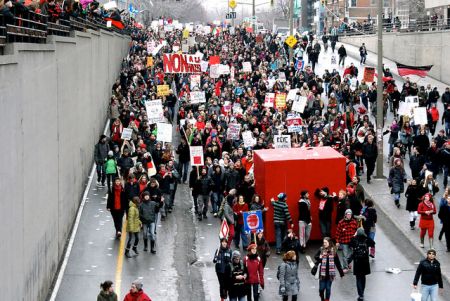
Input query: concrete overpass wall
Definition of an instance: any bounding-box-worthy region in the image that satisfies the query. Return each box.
[0,30,130,301]
[340,31,450,85]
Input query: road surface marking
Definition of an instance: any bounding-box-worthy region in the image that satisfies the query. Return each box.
[115,220,127,299]
[306,255,315,268]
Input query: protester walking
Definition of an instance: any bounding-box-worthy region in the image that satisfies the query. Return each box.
[123,280,152,301]
[418,193,437,249]
[125,197,141,258]
[335,209,358,273]
[298,190,312,252]
[278,250,300,301]
[213,238,233,301]
[413,249,444,301]
[338,45,347,67]
[405,179,421,230]
[107,178,128,238]
[139,190,162,254]
[94,134,110,187]
[229,250,248,301]
[388,158,407,208]
[271,193,294,254]
[438,193,450,252]
[244,244,264,301]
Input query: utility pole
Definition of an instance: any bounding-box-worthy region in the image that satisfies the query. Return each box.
[288,0,294,62]
[252,0,256,32]
[376,0,384,178]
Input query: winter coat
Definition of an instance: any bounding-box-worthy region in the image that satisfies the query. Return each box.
[282,236,301,261]
[196,175,213,195]
[229,260,247,298]
[224,169,240,191]
[438,198,450,226]
[298,198,311,224]
[127,201,141,233]
[97,291,118,301]
[219,198,235,225]
[244,253,264,287]
[349,235,375,276]
[125,181,140,201]
[94,141,110,164]
[176,143,190,163]
[139,199,161,224]
[107,186,128,212]
[213,246,232,274]
[413,258,443,288]
[123,290,151,301]
[105,158,117,175]
[278,261,300,296]
[388,166,407,193]
[405,184,421,212]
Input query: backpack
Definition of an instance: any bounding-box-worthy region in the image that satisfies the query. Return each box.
[276,263,287,280]
[353,239,368,259]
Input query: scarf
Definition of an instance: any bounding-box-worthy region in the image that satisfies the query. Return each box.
[114,185,122,210]
[301,198,311,210]
[320,248,336,279]
[424,199,435,210]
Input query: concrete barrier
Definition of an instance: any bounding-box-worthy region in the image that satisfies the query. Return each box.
[339,31,450,86]
[0,30,130,301]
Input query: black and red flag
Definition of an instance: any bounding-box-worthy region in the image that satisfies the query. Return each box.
[396,62,433,78]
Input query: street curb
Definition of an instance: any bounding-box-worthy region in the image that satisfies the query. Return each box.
[361,179,450,286]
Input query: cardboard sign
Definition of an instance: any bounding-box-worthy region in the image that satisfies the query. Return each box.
[190,91,206,104]
[209,64,220,78]
[223,101,232,112]
[331,55,337,65]
[292,95,307,113]
[152,42,165,56]
[242,62,252,73]
[121,128,133,140]
[350,78,358,91]
[219,218,230,239]
[182,28,190,39]
[146,40,155,53]
[145,99,164,124]
[363,67,375,83]
[264,93,275,108]
[156,123,172,142]
[227,123,241,140]
[219,64,230,75]
[243,210,264,233]
[182,44,189,53]
[295,59,304,71]
[286,89,299,101]
[413,107,428,125]
[190,74,201,89]
[242,131,256,148]
[188,36,196,47]
[274,135,291,148]
[275,93,287,110]
[209,56,220,65]
[163,53,201,73]
[286,117,303,133]
[398,96,419,117]
[232,103,243,114]
[103,1,117,10]
[200,61,209,72]
[172,43,180,52]
[279,72,286,82]
[157,84,170,96]
[229,26,235,35]
[190,146,204,166]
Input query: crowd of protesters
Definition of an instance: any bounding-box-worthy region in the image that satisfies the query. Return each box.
[89,18,450,301]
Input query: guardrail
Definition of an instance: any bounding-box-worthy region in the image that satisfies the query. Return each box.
[0,9,130,54]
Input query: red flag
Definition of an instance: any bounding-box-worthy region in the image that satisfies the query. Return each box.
[396,62,433,78]
[209,56,220,65]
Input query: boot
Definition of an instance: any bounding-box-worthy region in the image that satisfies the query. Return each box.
[143,239,148,252]
[132,246,139,256]
[429,238,434,249]
[125,249,132,258]
[439,229,444,241]
[420,237,425,248]
[150,240,156,254]
[410,221,415,230]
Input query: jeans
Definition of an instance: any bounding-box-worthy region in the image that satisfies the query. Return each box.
[360,54,366,64]
[234,223,249,249]
[356,275,366,298]
[198,194,210,216]
[247,283,260,301]
[143,222,156,242]
[126,232,139,250]
[445,122,450,136]
[299,221,312,247]
[421,284,438,301]
[163,193,171,213]
[394,193,401,205]
[106,173,116,191]
[319,278,333,299]
[211,192,223,214]
[340,243,352,270]
[275,222,287,251]
[179,161,189,182]
[96,163,106,184]
[339,55,346,66]
[319,220,331,238]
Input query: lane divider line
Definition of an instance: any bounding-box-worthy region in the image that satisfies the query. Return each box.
[115,220,127,299]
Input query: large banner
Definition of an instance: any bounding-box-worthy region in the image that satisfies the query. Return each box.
[163,53,201,73]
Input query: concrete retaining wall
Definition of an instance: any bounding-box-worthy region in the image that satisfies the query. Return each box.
[340,31,450,85]
[0,30,130,301]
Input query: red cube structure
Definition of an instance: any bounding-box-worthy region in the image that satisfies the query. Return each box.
[253,147,346,243]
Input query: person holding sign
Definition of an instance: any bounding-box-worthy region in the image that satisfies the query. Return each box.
[233,195,250,250]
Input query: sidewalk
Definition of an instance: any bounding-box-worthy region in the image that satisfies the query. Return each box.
[336,42,450,283]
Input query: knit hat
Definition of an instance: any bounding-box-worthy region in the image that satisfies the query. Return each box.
[232,250,241,258]
[108,150,113,156]
[247,243,257,251]
[277,192,287,200]
[345,209,353,216]
[132,279,143,291]
[356,228,366,237]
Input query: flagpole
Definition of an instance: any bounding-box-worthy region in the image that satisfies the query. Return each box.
[375,0,384,179]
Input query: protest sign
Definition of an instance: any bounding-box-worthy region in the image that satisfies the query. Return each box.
[145,99,164,124]
[232,103,243,114]
[295,59,304,71]
[242,131,256,148]
[242,62,252,72]
[405,96,419,105]
[286,89,298,101]
[182,28,189,39]
[210,64,220,78]
[413,107,428,125]
[292,96,307,113]
[227,123,241,140]
[190,74,201,89]
[200,61,209,72]
[188,36,196,47]
[190,146,204,166]
[156,123,172,142]
[103,1,117,10]
[157,84,170,96]
[121,128,133,140]
[243,210,264,233]
[146,56,153,67]
[274,135,291,148]
[286,117,303,133]
[279,72,286,82]
[350,78,358,91]
[182,44,189,53]
[363,67,375,82]
[223,101,232,112]
[275,93,287,110]
[331,55,337,65]
[264,93,275,108]
[219,64,230,75]
[209,56,220,65]
[190,91,206,104]
[163,53,201,73]
[146,40,155,53]
[152,43,164,56]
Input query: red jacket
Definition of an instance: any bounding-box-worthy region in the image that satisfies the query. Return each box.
[123,290,151,301]
[233,202,249,225]
[417,201,436,221]
[244,254,264,287]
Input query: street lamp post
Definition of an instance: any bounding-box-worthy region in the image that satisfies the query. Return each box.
[375,0,384,178]
[288,0,294,62]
